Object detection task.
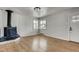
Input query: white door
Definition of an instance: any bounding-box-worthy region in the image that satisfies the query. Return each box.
[70,15,79,42]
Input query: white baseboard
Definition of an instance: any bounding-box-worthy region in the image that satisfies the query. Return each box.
[43,33,69,41]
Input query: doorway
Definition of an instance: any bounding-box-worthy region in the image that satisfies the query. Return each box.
[69,14,79,42]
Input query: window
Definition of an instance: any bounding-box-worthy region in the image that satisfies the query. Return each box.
[40,20,46,29]
[72,15,79,23]
[33,19,46,29]
[33,19,38,29]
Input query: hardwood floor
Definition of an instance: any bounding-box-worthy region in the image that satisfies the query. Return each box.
[0,34,79,52]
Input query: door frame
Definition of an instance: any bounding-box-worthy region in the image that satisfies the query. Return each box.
[68,12,79,42]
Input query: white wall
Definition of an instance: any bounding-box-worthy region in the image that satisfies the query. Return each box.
[41,7,79,41]
[11,12,37,36]
[0,10,3,37]
[0,10,37,38]
[41,11,69,40]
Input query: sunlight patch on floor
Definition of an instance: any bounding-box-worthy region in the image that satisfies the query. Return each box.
[32,37,47,52]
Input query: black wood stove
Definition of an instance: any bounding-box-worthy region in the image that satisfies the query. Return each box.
[0,10,19,42]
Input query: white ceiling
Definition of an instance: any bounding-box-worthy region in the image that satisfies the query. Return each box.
[0,7,72,17]
[47,7,72,15]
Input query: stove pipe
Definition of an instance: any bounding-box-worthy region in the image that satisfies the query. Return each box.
[5,10,13,27]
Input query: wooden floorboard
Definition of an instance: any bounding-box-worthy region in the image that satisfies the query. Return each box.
[0,34,79,52]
